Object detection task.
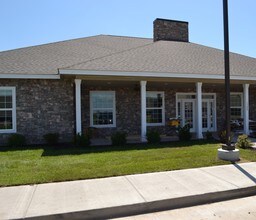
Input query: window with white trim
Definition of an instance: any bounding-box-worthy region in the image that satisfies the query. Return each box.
[0,87,16,133]
[146,92,165,125]
[230,93,243,120]
[90,91,116,127]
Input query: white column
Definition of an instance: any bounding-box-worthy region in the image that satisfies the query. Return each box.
[243,84,250,135]
[140,81,147,142]
[75,79,82,134]
[196,82,203,139]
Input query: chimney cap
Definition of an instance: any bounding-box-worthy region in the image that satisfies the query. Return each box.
[154,18,188,24]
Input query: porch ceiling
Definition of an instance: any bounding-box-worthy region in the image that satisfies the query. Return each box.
[72,74,256,85]
[80,79,250,90]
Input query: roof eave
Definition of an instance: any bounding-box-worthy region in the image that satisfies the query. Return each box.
[0,73,60,79]
[59,69,256,82]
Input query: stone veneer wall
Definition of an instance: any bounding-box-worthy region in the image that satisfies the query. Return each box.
[202,86,241,131]
[153,18,189,42]
[81,85,141,137]
[1,79,255,144]
[249,87,256,121]
[208,86,256,131]
[0,79,74,145]
[81,83,256,138]
[81,84,196,137]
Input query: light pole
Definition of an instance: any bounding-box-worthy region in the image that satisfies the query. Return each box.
[218,0,239,161]
[223,0,233,150]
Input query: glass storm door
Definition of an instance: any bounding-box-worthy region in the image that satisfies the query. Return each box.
[202,100,214,131]
[182,100,195,132]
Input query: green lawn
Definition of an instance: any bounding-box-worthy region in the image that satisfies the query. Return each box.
[0,140,255,186]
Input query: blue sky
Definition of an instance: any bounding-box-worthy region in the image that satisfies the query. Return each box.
[1,0,255,57]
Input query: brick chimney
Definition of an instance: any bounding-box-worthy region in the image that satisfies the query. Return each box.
[153,18,189,42]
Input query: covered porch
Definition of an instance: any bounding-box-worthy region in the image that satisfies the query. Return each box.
[67,72,255,144]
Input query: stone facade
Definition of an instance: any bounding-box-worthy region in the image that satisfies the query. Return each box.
[80,83,186,138]
[81,82,256,138]
[1,79,255,145]
[154,18,189,42]
[249,87,256,120]
[81,84,141,137]
[0,78,74,145]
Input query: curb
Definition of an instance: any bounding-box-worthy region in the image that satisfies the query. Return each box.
[24,186,256,220]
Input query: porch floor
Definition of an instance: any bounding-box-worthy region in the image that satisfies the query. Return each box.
[90,133,256,147]
[90,135,179,146]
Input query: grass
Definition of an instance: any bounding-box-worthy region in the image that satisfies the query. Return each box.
[0,140,255,187]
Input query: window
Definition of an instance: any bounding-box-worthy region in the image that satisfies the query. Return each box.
[90,91,116,127]
[230,93,243,120]
[146,92,164,125]
[0,87,16,133]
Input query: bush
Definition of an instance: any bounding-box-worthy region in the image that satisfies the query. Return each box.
[7,133,26,147]
[236,134,252,149]
[111,131,127,146]
[146,130,161,144]
[43,133,59,146]
[205,130,213,140]
[74,133,91,147]
[74,128,94,147]
[218,130,234,144]
[177,124,191,141]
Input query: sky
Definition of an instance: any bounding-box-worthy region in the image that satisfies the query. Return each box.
[0,0,255,58]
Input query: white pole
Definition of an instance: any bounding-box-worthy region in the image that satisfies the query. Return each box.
[243,84,250,135]
[196,82,203,139]
[140,81,147,142]
[75,79,82,134]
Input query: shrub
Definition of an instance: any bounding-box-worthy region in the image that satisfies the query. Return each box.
[218,130,234,144]
[111,131,127,146]
[205,130,213,140]
[43,133,59,146]
[7,133,26,147]
[146,130,161,144]
[74,128,94,147]
[236,134,252,149]
[84,127,95,138]
[74,133,91,147]
[177,124,191,141]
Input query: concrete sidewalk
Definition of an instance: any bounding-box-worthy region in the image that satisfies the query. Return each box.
[1,162,256,220]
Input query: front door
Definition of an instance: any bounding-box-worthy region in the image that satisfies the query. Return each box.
[181,100,195,132]
[202,100,215,131]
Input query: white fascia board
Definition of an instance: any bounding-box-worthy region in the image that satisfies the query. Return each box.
[59,69,256,81]
[0,74,60,79]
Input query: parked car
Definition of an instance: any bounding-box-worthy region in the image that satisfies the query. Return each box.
[230,118,256,137]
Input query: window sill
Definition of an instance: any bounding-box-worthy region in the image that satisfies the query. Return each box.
[0,129,16,134]
[90,124,116,128]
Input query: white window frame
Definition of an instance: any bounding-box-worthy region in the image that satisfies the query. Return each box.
[90,91,116,128]
[0,87,16,133]
[146,91,165,126]
[230,92,243,119]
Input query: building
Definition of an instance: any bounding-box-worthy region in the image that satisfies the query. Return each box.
[1,18,256,144]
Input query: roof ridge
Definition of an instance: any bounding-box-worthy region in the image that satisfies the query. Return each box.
[101,34,152,40]
[60,41,155,69]
[0,34,152,54]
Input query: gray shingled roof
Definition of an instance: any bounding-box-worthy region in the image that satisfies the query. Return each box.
[0,35,152,74]
[64,40,256,77]
[0,34,255,77]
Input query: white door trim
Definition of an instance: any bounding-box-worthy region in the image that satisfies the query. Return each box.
[181,99,196,132]
[176,93,217,133]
